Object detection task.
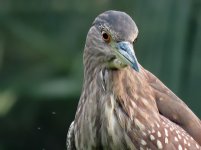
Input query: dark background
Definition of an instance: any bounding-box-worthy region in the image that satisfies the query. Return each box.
[0,0,201,150]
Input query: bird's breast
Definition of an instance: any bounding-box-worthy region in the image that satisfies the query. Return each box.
[100,93,137,149]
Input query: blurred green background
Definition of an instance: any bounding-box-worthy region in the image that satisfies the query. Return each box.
[0,0,201,150]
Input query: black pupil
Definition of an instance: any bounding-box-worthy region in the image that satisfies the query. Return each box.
[103,33,108,40]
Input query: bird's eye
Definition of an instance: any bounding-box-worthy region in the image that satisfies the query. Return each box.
[102,31,110,43]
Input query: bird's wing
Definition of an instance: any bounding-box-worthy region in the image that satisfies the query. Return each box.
[143,68,201,145]
[66,121,76,150]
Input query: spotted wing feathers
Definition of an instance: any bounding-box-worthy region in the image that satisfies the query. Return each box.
[144,68,201,146]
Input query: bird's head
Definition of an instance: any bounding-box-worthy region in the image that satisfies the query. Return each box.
[84,10,139,72]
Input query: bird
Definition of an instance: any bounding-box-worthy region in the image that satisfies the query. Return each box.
[66,10,201,150]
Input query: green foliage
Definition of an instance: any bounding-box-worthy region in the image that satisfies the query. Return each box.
[0,0,201,149]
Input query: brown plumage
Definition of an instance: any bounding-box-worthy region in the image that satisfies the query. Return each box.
[67,10,201,150]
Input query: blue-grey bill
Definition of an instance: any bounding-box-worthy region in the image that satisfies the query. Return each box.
[117,41,139,72]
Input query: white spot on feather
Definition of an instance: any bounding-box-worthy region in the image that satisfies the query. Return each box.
[164,128,168,137]
[134,118,145,130]
[141,98,149,106]
[150,135,155,141]
[105,95,115,133]
[100,70,105,91]
[157,131,161,137]
[157,140,163,149]
[184,139,187,144]
[156,123,160,128]
[142,132,147,136]
[165,137,168,144]
[141,140,147,146]
[131,100,137,108]
[178,144,183,150]
[175,137,178,142]
[196,144,199,149]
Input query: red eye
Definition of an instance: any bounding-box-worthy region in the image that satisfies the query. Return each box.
[102,31,110,43]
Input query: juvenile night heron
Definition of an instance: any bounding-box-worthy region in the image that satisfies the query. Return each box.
[67,10,201,150]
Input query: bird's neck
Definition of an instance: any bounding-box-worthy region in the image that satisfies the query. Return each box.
[102,66,160,127]
[111,66,158,112]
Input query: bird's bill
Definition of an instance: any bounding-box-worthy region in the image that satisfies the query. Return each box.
[115,41,139,72]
